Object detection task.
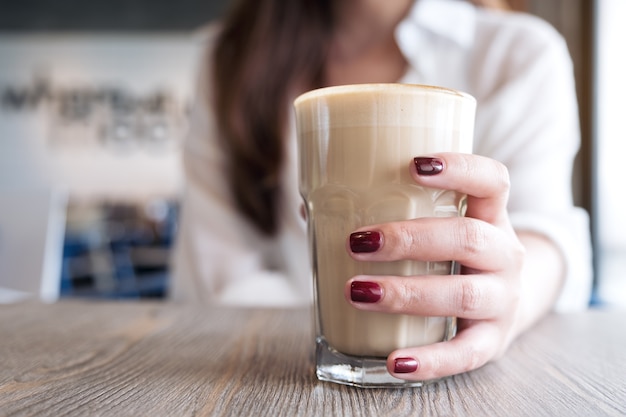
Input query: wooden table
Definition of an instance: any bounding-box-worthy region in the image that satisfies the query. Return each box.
[1,301,625,417]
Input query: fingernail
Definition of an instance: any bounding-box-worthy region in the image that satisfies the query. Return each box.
[414,157,444,175]
[394,357,419,373]
[350,281,382,303]
[349,231,381,253]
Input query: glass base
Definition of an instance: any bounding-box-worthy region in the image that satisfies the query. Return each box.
[315,337,433,388]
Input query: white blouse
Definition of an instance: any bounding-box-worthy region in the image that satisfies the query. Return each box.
[171,0,593,311]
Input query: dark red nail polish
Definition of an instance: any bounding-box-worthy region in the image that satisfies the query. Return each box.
[414,157,444,175]
[349,231,381,253]
[350,281,382,303]
[394,357,419,373]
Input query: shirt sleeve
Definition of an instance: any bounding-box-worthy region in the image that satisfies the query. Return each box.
[472,13,593,311]
[169,28,305,306]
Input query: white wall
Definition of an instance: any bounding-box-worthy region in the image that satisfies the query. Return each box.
[0,32,203,300]
[596,0,626,249]
[595,0,626,305]
[0,32,203,200]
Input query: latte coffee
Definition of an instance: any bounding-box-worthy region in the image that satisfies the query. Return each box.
[294,84,475,387]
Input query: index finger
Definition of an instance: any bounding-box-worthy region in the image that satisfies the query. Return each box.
[411,153,511,226]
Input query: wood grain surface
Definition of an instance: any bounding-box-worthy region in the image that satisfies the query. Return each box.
[1,301,625,417]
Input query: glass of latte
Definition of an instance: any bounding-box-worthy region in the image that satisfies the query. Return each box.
[294,83,476,387]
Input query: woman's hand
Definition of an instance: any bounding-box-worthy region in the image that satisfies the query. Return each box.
[344,152,527,381]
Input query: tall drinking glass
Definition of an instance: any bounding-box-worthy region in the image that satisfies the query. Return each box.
[294,83,476,387]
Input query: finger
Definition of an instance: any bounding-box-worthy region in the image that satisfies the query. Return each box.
[411,153,510,225]
[345,274,515,320]
[387,321,503,381]
[347,217,523,272]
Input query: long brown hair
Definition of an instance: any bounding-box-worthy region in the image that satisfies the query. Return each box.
[212,0,332,236]
[212,0,509,236]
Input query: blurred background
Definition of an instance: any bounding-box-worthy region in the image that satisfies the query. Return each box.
[0,0,623,307]
[0,0,227,301]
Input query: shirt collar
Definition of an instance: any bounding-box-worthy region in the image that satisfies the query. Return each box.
[400,0,477,50]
